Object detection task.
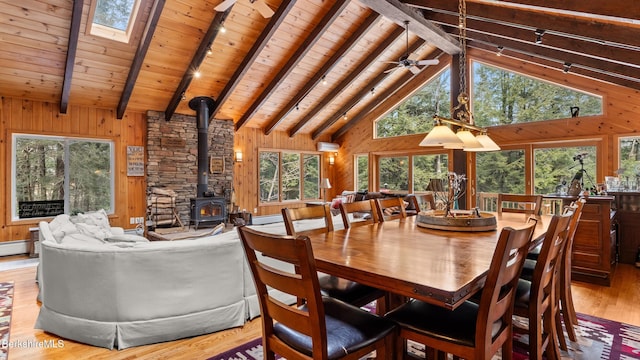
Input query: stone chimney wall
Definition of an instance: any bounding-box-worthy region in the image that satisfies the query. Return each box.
[146,110,234,226]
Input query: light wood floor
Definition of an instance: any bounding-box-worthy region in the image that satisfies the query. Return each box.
[0,257,638,360]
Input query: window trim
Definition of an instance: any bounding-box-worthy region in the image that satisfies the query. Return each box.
[87,0,143,43]
[258,149,323,206]
[11,133,115,221]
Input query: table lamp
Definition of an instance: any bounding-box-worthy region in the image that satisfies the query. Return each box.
[320,178,332,203]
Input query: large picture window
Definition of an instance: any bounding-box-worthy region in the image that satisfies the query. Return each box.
[259,150,321,203]
[534,146,597,195]
[476,149,525,211]
[618,136,640,190]
[413,154,448,193]
[379,156,409,192]
[12,134,114,219]
[375,68,451,138]
[472,62,603,126]
[355,154,369,192]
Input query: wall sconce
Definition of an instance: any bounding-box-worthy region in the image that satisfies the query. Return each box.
[329,154,335,165]
[234,151,243,163]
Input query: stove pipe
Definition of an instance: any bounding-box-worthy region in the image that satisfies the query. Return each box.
[188,96,217,198]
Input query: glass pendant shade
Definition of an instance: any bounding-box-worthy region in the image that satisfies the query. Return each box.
[466,133,501,152]
[419,125,463,147]
[444,130,482,149]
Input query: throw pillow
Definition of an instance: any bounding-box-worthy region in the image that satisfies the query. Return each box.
[76,209,111,231]
[105,234,149,243]
[51,222,78,243]
[48,214,71,233]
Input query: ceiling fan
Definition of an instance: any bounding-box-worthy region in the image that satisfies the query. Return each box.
[385,21,439,74]
[214,0,274,18]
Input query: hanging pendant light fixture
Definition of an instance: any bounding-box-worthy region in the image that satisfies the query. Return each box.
[419,0,500,152]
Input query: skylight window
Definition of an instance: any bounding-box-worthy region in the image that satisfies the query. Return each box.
[88,0,141,43]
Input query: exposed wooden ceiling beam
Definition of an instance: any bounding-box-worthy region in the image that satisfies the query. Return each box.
[288,25,406,137]
[405,0,640,50]
[331,59,435,141]
[428,11,640,69]
[467,43,640,92]
[234,0,350,131]
[314,44,440,140]
[165,8,232,121]
[475,0,639,22]
[263,12,382,135]
[358,0,460,54]
[117,0,165,119]
[60,0,83,114]
[454,28,640,85]
[210,0,298,121]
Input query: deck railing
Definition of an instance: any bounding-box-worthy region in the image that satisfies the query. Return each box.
[476,192,564,215]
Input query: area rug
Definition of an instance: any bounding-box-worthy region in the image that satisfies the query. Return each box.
[0,282,14,360]
[207,312,640,360]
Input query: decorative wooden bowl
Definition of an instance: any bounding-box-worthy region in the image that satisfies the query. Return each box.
[416,210,497,231]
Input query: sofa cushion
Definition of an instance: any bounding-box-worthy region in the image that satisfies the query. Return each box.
[105,234,149,243]
[75,223,112,241]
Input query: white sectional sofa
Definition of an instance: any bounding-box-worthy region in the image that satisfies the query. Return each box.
[35,210,310,349]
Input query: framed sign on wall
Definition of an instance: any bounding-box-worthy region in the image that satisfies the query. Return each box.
[210,156,224,174]
[127,146,145,176]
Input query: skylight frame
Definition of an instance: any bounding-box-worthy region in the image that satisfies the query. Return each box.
[87,0,142,43]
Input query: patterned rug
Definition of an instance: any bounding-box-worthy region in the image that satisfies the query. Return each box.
[207,312,640,360]
[0,282,14,360]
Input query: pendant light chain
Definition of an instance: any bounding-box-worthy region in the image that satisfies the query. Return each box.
[458,0,467,95]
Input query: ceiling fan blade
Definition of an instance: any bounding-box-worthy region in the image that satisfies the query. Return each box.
[384,67,399,74]
[253,0,275,18]
[214,0,236,12]
[409,66,421,74]
[416,59,440,66]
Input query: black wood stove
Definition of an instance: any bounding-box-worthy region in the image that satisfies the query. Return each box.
[190,197,226,229]
[188,96,227,229]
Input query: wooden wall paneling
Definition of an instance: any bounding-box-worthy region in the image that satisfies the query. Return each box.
[0,97,146,242]
[0,97,6,241]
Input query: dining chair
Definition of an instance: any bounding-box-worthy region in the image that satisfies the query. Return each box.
[375,197,407,221]
[282,204,334,236]
[521,198,585,347]
[384,222,537,360]
[339,199,380,228]
[412,193,437,212]
[237,225,397,360]
[512,210,573,360]
[281,205,387,312]
[497,193,543,221]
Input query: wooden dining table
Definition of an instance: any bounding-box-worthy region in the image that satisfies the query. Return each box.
[308,213,550,310]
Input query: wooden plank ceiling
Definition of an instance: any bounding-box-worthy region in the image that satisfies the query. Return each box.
[1,0,639,140]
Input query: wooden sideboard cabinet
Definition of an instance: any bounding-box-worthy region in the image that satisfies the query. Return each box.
[544,195,616,286]
[608,192,640,265]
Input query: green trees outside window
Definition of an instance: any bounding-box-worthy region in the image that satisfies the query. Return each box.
[355,155,369,192]
[376,69,451,138]
[413,154,448,193]
[534,146,597,195]
[619,137,640,190]
[14,135,113,219]
[473,62,602,126]
[259,151,321,203]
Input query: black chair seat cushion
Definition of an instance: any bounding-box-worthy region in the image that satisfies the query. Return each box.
[526,244,542,261]
[273,297,396,360]
[514,279,532,308]
[519,259,536,281]
[318,275,385,307]
[385,299,502,347]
